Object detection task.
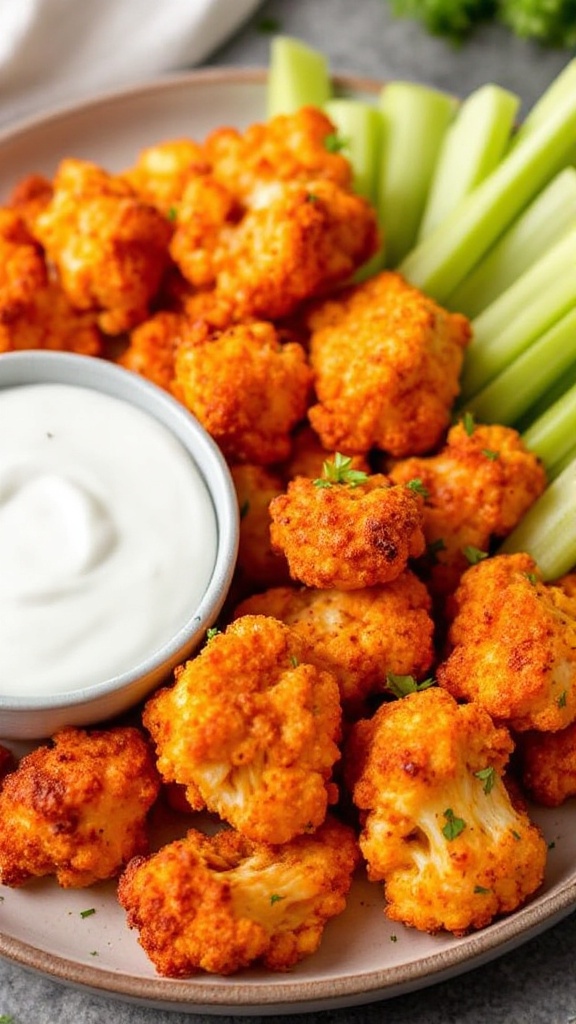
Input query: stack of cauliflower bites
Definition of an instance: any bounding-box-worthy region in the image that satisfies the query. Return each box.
[0,103,569,977]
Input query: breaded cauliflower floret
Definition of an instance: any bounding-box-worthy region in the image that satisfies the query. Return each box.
[203,106,353,204]
[142,615,342,844]
[121,138,208,214]
[346,687,547,935]
[0,208,47,314]
[269,469,425,590]
[437,552,576,732]
[120,310,187,391]
[173,320,313,465]
[230,464,291,594]
[118,816,359,976]
[33,158,171,334]
[389,421,547,600]
[171,177,378,323]
[0,280,103,356]
[233,571,434,717]
[518,722,576,807]
[7,173,53,229]
[0,727,160,888]
[307,270,471,457]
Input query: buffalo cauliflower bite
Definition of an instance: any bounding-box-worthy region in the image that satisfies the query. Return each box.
[233,571,434,716]
[388,421,547,601]
[0,280,103,356]
[33,158,171,334]
[142,615,342,844]
[121,138,209,214]
[230,464,291,594]
[437,552,576,733]
[307,270,471,457]
[0,727,160,888]
[120,310,188,391]
[118,816,359,976]
[173,320,313,465]
[269,470,425,590]
[203,106,353,204]
[0,209,47,314]
[518,722,576,807]
[346,687,547,935]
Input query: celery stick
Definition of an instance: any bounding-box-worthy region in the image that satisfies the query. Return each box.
[499,458,576,580]
[376,82,456,268]
[324,98,384,204]
[267,36,331,118]
[447,168,576,318]
[516,359,576,433]
[398,78,576,301]
[511,58,576,144]
[459,227,576,400]
[546,443,576,481]
[418,84,519,241]
[463,306,576,426]
[522,381,576,477]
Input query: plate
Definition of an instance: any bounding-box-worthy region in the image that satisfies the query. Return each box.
[0,69,575,1016]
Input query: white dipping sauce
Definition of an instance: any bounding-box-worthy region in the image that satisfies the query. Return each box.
[0,383,217,696]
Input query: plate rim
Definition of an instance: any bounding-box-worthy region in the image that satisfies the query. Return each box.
[0,65,575,1015]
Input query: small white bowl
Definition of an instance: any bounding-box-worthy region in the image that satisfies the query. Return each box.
[0,350,239,740]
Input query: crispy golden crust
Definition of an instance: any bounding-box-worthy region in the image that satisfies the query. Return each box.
[233,571,434,716]
[269,473,425,590]
[346,687,547,935]
[389,421,547,600]
[120,310,187,390]
[173,320,313,465]
[307,271,471,456]
[437,553,576,732]
[518,722,576,807]
[0,727,160,888]
[0,280,103,356]
[121,138,209,214]
[33,158,171,335]
[230,464,292,593]
[118,816,360,976]
[142,615,342,844]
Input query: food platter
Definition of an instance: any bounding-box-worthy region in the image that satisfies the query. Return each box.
[0,69,575,1015]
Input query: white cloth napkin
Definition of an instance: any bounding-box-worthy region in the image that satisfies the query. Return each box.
[0,0,262,127]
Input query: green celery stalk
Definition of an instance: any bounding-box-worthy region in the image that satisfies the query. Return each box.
[463,305,576,426]
[515,359,576,433]
[324,98,384,204]
[459,226,576,400]
[447,168,576,318]
[376,81,456,267]
[418,84,519,241]
[267,36,332,118]
[499,458,576,580]
[398,63,576,301]
[511,59,576,144]
[522,381,576,477]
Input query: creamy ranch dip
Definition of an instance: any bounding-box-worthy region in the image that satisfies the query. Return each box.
[0,383,217,696]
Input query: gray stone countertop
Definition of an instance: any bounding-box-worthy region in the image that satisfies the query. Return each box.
[2,1,576,1022]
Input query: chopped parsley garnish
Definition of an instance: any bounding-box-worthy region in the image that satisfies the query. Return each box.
[206,626,220,642]
[239,499,250,519]
[462,411,476,436]
[80,907,96,919]
[474,766,496,795]
[270,893,286,905]
[474,885,491,894]
[523,571,539,586]
[306,191,319,204]
[406,477,429,499]
[442,808,466,841]
[511,829,522,841]
[462,545,488,565]
[324,132,348,154]
[557,690,568,708]
[481,448,499,461]
[313,452,368,488]
[386,672,435,698]
[167,205,178,222]
[289,654,300,668]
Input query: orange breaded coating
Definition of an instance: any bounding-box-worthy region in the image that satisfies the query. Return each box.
[174,320,313,465]
[203,106,353,202]
[0,208,48,316]
[120,310,187,391]
[33,158,171,335]
[121,138,209,215]
[0,727,160,888]
[233,571,434,716]
[389,421,547,600]
[437,552,576,732]
[307,270,471,457]
[7,173,53,229]
[142,615,342,844]
[346,687,547,935]
[269,470,425,590]
[231,464,291,593]
[0,280,103,356]
[118,816,359,977]
[171,177,378,322]
[518,723,576,807]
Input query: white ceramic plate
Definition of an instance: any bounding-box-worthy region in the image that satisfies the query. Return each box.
[0,70,575,1016]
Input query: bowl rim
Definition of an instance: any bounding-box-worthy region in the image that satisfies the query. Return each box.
[0,349,239,711]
